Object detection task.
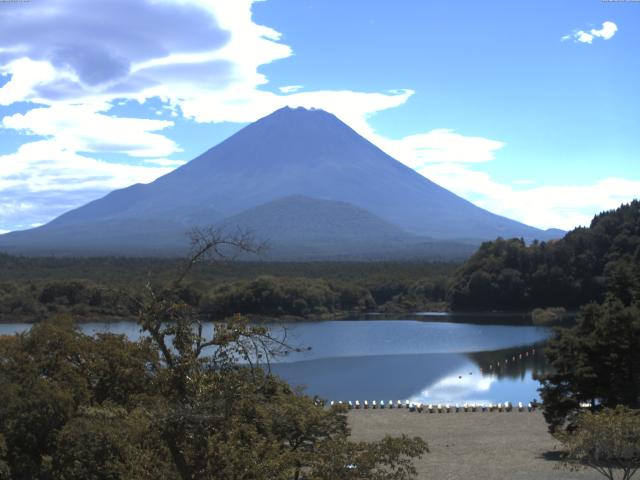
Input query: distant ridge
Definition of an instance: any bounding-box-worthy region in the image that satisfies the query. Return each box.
[0,106,562,258]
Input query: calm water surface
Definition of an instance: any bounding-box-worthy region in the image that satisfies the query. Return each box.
[0,318,551,404]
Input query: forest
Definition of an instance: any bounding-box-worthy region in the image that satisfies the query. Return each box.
[448,201,640,311]
[0,255,453,322]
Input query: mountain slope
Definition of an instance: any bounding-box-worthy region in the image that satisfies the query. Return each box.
[0,106,560,257]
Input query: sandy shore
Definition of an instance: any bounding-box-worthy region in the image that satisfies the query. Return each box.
[348,409,601,480]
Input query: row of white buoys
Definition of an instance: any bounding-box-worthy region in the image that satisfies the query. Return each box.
[339,400,535,412]
[484,348,537,372]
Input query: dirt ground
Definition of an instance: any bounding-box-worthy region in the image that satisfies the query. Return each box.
[348,409,602,480]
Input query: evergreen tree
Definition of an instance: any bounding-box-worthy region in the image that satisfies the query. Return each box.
[539,298,640,432]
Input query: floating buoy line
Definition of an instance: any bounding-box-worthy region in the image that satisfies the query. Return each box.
[480,347,537,374]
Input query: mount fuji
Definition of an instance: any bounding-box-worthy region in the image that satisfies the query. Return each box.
[0,107,561,259]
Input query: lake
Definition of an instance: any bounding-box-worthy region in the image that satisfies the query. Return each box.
[0,317,551,405]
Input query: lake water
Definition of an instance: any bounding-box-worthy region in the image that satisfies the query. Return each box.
[0,318,551,404]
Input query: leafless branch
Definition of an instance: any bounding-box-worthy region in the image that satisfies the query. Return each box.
[174,226,267,287]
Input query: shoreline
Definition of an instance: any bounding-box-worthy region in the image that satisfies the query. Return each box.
[0,309,552,326]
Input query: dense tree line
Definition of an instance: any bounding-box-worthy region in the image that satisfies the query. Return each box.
[0,280,135,320]
[448,201,640,311]
[0,253,455,286]
[203,276,375,318]
[0,257,453,322]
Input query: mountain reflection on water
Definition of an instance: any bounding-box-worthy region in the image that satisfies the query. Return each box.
[268,320,551,404]
[0,318,551,404]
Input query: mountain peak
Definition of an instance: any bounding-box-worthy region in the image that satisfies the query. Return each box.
[0,106,561,257]
[272,105,328,115]
[255,105,340,130]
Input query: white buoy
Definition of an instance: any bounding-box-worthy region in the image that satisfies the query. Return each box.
[527,402,533,412]
[471,403,477,412]
[330,401,335,407]
[364,400,369,409]
[437,404,443,413]
[372,400,377,409]
[380,400,385,409]
[455,403,460,413]
[518,402,523,412]
[417,403,424,413]
[405,400,410,409]
[388,400,394,409]
[445,403,451,413]
[409,403,416,412]
[348,401,353,409]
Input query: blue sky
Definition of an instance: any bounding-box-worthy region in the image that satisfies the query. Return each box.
[0,0,638,233]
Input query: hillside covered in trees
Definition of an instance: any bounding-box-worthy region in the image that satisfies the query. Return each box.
[448,201,640,311]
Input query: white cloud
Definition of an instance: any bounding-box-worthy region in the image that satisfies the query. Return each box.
[563,21,618,44]
[2,103,180,158]
[376,129,505,167]
[0,140,173,193]
[143,158,187,167]
[279,85,303,93]
[591,21,618,40]
[415,162,640,230]
[0,59,63,106]
[576,31,595,44]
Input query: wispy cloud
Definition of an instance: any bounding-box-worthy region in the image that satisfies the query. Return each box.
[378,129,505,167]
[2,103,180,158]
[279,85,303,93]
[562,21,618,44]
[414,163,640,230]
